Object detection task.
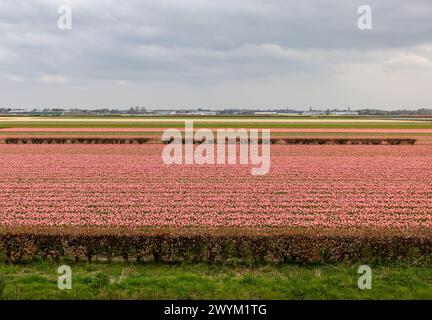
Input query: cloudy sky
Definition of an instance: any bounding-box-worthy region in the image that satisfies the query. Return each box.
[1,0,432,110]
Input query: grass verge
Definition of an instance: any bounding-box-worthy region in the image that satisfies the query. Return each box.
[1,259,432,300]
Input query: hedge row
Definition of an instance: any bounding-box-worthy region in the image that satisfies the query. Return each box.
[2,137,416,145]
[163,138,417,145]
[271,138,417,145]
[1,233,430,264]
[3,137,153,144]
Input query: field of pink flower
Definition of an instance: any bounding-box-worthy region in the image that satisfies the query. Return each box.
[1,144,432,232]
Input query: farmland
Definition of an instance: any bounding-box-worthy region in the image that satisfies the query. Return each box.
[1,116,432,299]
[3,116,432,130]
[1,144,432,230]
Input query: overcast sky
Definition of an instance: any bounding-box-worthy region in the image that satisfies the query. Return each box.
[1,0,432,110]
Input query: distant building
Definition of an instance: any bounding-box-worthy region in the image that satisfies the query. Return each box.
[191,111,218,116]
[329,111,359,116]
[302,106,325,116]
[277,112,300,116]
[302,111,325,116]
[329,108,359,116]
[254,111,278,115]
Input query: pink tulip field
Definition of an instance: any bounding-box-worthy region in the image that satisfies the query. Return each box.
[1,138,432,263]
[1,143,431,231]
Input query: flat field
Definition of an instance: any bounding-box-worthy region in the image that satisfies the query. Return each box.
[2,116,432,129]
[1,144,431,230]
[1,116,432,299]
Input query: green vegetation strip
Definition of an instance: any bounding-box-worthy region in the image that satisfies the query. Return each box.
[1,260,432,299]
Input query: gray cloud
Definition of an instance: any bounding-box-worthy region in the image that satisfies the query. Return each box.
[0,0,432,109]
